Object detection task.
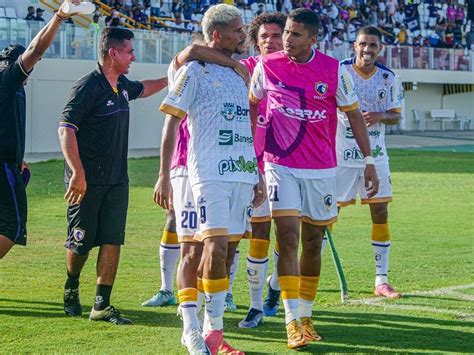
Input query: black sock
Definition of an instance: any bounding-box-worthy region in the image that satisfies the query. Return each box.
[65,272,80,290]
[94,284,112,311]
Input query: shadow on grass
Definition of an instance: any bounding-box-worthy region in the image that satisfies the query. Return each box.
[225,310,474,353]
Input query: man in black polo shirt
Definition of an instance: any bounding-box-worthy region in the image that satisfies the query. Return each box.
[0,1,80,260]
[58,26,167,325]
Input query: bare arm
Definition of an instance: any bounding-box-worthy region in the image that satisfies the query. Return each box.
[363,110,401,127]
[346,109,379,197]
[175,44,250,85]
[58,127,86,205]
[21,1,81,72]
[140,77,168,98]
[153,114,181,209]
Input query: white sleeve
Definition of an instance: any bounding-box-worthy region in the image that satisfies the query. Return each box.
[336,64,359,112]
[166,56,178,91]
[160,63,197,119]
[387,75,402,112]
[249,60,267,103]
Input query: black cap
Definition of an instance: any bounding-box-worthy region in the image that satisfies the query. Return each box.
[36,8,44,13]
[0,44,26,62]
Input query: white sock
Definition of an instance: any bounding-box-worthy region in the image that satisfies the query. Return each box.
[203,290,226,333]
[197,291,205,312]
[159,243,180,292]
[269,250,280,291]
[321,237,328,255]
[282,298,300,324]
[228,250,240,295]
[181,302,200,334]
[372,241,391,287]
[247,256,269,311]
[299,299,313,318]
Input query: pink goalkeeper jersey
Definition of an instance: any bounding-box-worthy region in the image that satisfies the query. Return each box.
[250,50,358,170]
[168,57,189,171]
[241,55,266,173]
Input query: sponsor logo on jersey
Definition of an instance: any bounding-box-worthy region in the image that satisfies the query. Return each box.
[106,100,114,107]
[185,201,195,209]
[315,81,328,96]
[277,105,327,123]
[344,146,384,160]
[341,72,352,95]
[122,90,129,101]
[345,127,354,139]
[372,145,384,158]
[368,130,381,138]
[218,156,258,175]
[219,130,254,145]
[173,74,190,98]
[220,103,250,122]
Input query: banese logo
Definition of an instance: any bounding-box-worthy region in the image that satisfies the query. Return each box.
[218,130,254,146]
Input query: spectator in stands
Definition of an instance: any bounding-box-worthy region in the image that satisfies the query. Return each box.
[394,5,406,25]
[133,6,148,26]
[447,2,456,24]
[106,10,121,27]
[452,23,463,46]
[25,6,36,21]
[397,24,408,44]
[150,0,161,16]
[455,4,465,25]
[256,3,265,16]
[35,8,46,22]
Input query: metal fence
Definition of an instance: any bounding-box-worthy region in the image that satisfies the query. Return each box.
[1,18,472,71]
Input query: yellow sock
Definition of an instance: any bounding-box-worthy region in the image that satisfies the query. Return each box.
[197,277,203,293]
[299,275,320,302]
[202,277,229,294]
[249,239,270,259]
[279,275,299,300]
[372,223,391,242]
[178,288,198,304]
[162,230,178,245]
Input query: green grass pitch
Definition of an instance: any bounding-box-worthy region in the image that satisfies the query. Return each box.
[1,149,473,353]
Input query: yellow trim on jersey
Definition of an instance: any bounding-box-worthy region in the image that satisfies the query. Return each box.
[279,275,299,300]
[178,288,198,303]
[197,228,228,239]
[250,216,272,223]
[360,197,392,205]
[202,277,229,294]
[299,275,320,302]
[18,59,29,77]
[272,209,300,218]
[389,108,402,113]
[338,101,359,112]
[352,64,377,80]
[300,215,338,227]
[249,92,261,104]
[159,103,187,119]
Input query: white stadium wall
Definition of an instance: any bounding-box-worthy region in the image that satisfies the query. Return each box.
[24,59,473,156]
[25,58,169,156]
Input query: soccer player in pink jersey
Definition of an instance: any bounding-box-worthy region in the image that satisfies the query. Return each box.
[249,9,379,350]
[336,26,402,299]
[238,12,287,329]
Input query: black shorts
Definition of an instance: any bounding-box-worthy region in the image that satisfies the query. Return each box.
[0,161,27,246]
[65,183,129,255]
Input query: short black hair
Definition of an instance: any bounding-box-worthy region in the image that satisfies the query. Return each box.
[99,27,134,63]
[0,44,26,69]
[288,8,320,36]
[248,12,287,51]
[356,26,382,42]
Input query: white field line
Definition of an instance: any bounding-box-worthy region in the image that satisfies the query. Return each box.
[347,283,474,320]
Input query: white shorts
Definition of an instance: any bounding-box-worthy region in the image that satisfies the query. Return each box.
[192,181,254,242]
[251,197,271,223]
[336,163,393,206]
[265,169,337,226]
[171,170,198,242]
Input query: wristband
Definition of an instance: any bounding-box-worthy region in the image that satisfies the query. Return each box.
[365,156,375,165]
[55,13,65,22]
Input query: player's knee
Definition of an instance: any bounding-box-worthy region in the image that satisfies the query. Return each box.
[205,239,228,266]
[182,244,203,266]
[278,234,299,255]
[371,205,388,223]
[251,222,271,239]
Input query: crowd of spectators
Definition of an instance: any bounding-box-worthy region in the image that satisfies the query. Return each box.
[29,0,474,51]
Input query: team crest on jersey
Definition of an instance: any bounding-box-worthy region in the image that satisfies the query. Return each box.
[315,82,328,96]
[246,206,253,219]
[383,73,389,80]
[122,90,129,101]
[73,228,85,242]
[323,195,333,209]
[378,89,387,99]
[221,103,236,121]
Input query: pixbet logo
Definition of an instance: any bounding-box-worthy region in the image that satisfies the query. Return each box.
[218,156,257,175]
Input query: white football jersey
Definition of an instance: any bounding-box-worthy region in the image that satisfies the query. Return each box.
[336,58,401,168]
[160,61,258,186]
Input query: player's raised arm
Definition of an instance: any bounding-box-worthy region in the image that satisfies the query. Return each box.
[21,0,81,72]
[139,77,168,98]
[248,60,266,132]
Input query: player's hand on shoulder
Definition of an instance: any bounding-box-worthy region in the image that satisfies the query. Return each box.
[233,62,250,87]
[364,164,379,198]
[363,111,384,127]
[153,177,173,210]
[65,171,87,205]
